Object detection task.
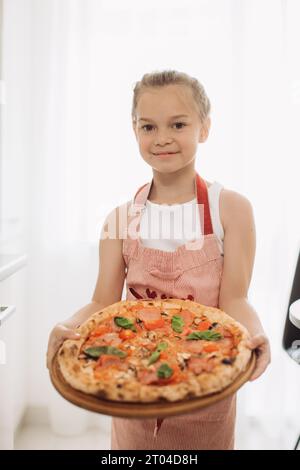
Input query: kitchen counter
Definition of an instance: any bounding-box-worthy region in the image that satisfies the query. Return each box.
[0,253,28,282]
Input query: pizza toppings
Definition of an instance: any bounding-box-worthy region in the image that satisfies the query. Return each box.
[183,339,205,354]
[171,315,184,333]
[144,318,165,330]
[138,362,178,386]
[83,345,127,359]
[222,357,236,365]
[196,320,212,331]
[96,355,124,368]
[148,342,168,365]
[83,331,123,350]
[83,314,233,384]
[139,338,157,350]
[114,316,137,332]
[100,332,123,345]
[176,352,191,369]
[202,343,220,353]
[89,325,110,337]
[186,330,222,341]
[157,363,173,379]
[180,309,195,326]
[188,356,216,374]
[136,308,161,322]
[171,309,195,333]
[136,308,166,330]
[217,337,235,355]
[119,329,136,340]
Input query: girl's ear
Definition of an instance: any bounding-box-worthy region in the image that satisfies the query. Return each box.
[199,117,211,143]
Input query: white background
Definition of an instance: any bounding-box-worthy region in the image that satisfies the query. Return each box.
[1,0,300,449]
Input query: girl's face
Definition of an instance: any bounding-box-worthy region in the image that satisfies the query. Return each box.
[133,84,210,173]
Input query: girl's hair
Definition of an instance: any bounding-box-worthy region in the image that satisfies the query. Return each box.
[131,69,211,125]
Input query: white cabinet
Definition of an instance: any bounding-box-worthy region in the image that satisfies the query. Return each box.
[0,257,28,449]
[0,304,15,449]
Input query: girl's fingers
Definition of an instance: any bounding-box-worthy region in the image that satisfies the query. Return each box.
[46,326,81,369]
[64,331,81,340]
[245,334,271,381]
[245,334,267,349]
[249,347,271,381]
[58,324,81,339]
[249,357,269,381]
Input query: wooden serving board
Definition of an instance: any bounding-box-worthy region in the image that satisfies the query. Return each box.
[50,352,256,419]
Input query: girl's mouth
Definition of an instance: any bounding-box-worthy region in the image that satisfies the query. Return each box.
[154,152,179,157]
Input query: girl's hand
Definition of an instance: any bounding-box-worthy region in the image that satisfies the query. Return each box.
[245,334,271,381]
[46,322,81,369]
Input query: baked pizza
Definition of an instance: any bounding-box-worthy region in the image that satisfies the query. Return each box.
[56,299,252,403]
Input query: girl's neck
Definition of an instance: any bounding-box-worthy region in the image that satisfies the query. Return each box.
[148,163,199,205]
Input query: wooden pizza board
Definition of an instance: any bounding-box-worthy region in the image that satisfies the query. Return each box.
[50,352,256,419]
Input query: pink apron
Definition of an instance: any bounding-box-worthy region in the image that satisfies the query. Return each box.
[111,173,236,450]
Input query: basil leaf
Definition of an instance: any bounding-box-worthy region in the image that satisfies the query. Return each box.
[186,330,222,341]
[114,316,137,332]
[157,342,168,352]
[147,342,168,365]
[171,315,184,333]
[148,350,161,365]
[157,363,173,379]
[83,346,127,359]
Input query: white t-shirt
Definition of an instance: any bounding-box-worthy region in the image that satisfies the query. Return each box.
[139,181,224,254]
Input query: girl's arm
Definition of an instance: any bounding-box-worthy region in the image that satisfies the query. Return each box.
[46,201,130,367]
[218,190,271,381]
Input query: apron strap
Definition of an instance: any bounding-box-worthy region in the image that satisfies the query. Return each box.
[196,173,213,235]
[132,172,214,235]
[133,183,149,204]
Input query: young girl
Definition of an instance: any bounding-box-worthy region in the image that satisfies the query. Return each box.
[47,70,271,450]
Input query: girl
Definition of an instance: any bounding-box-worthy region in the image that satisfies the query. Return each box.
[47,70,271,450]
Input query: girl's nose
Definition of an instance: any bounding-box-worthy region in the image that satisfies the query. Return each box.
[154,134,172,145]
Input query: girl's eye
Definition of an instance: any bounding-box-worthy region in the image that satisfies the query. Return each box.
[173,122,186,129]
[141,124,153,132]
[141,122,186,132]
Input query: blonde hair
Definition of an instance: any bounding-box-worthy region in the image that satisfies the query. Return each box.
[131,69,211,125]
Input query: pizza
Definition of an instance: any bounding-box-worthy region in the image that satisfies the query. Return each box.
[56,299,252,403]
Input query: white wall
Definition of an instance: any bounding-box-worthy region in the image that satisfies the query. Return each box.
[1,0,32,433]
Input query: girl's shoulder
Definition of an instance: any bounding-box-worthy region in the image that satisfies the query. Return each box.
[219,187,254,233]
